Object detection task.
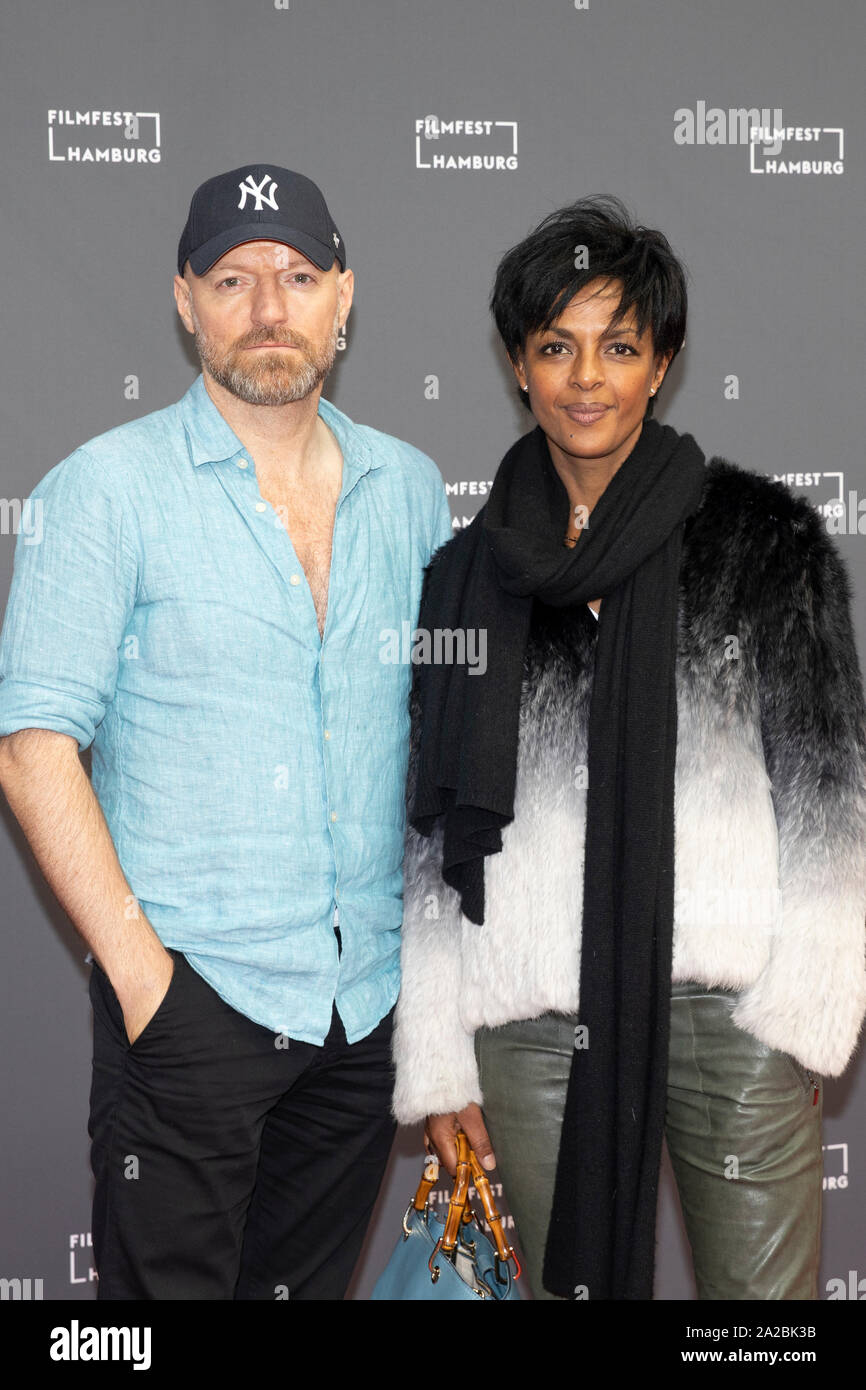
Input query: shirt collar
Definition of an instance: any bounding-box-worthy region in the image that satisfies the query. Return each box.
[179,373,384,479]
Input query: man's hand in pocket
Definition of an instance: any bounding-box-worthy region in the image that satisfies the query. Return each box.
[112,948,176,1046]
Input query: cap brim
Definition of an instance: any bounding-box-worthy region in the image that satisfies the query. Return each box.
[185,223,338,276]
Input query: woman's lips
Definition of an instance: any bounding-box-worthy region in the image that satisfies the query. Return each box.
[563,405,610,424]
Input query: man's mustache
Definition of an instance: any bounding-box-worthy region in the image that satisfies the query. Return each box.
[236,329,312,351]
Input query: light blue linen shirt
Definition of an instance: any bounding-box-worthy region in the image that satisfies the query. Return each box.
[0,374,453,1043]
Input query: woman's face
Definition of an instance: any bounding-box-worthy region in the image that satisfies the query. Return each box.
[513,277,672,476]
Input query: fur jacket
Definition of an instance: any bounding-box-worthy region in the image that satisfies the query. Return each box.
[391,455,866,1126]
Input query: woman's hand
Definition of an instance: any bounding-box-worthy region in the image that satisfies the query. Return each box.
[425,1103,497,1177]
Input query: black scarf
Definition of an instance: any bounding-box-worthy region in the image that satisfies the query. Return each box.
[410,416,707,1299]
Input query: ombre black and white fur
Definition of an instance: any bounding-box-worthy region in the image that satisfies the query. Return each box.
[392,454,866,1125]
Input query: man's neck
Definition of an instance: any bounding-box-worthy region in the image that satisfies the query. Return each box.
[201,370,331,480]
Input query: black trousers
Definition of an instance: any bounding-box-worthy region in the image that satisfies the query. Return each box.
[88,947,397,1300]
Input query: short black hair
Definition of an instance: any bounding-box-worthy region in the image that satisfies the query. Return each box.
[490,194,688,415]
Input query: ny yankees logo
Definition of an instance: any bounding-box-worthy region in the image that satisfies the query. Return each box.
[237,173,279,212]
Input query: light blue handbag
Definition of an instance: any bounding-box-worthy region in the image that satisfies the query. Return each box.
[372,1133,523,1301]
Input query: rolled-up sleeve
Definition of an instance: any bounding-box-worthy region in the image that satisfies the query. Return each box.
[0,446,139,752]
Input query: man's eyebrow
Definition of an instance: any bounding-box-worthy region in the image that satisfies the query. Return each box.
[208,256,315,275]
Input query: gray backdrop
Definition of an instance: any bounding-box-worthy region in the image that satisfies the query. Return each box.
[0,0,864,1301]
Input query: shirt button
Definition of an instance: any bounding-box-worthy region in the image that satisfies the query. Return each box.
[324,729,331,740]
[330,811,338,822]
[237,458,249,469]
[290,574,302,586]
[255,501,267,513]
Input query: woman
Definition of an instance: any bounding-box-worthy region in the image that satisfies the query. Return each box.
[391,195,866,1301]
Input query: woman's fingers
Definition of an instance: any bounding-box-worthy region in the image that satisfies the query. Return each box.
[424,1103,497,1177]
[425,1112,461,1176]
[458,1102,497,1171]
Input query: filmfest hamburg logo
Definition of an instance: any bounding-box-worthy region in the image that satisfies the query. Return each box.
[772,469,846,523]
[415,115,518,170]
[822,1142,850,1193]
[47,109,161,163]
[673,102,845,175]
[750,122,845,175]
[69,1231,97,1285]
[446,478,494,531]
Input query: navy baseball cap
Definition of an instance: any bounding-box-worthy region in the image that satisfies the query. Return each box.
[177,164,346,277]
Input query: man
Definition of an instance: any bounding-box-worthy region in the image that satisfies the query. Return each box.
[0,164,453,1299]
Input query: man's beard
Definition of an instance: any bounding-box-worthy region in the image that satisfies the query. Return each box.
[190,305,340,406]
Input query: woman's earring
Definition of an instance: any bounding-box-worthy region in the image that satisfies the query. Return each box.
[522,384,529,393]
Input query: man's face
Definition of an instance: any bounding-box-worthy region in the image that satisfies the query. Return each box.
[173,239,354,406]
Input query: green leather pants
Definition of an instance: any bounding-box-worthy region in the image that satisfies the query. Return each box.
[474,981,823,1300]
